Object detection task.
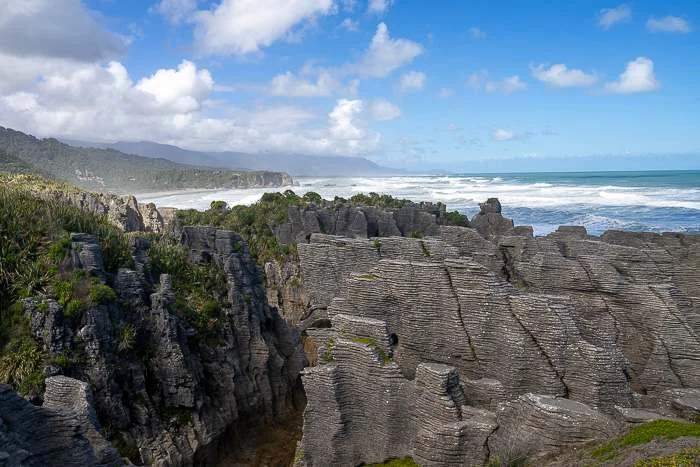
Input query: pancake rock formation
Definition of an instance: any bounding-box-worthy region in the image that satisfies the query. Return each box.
[296,199,700,465]
[1,227,306,466]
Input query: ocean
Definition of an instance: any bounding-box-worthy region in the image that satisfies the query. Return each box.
[140,170,700,236]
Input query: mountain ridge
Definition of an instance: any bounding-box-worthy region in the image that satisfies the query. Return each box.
[0,127,293,193]
[63,138,406,177]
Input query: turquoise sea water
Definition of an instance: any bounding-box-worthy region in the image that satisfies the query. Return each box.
[141,170,700,236]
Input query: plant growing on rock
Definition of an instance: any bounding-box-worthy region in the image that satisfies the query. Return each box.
[89,283,117,305]
[0,336,45,396]
[118,324,136,352]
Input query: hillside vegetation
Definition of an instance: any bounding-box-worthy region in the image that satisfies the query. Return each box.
[175,190,467,265]
[0,182,226,397]
[0,126,292,193]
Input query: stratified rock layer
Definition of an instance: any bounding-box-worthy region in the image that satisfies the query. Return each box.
[297,200,700,465]
[4,226,306,466]
[0,377,121,466]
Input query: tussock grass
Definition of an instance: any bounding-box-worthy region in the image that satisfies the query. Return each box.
[592,420,700,462]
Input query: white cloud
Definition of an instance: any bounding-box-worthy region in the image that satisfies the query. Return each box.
[485,76,526,94]
[0,0,125,61]
[353,23,423,77]
[437,87,454,98]
[267,71,339,97]
[598,4,631,29]
[370,99,401,120]
[468,27,486,39]
[153,0,198,24]
[340,17,359,31]
[492,128,516,141]
[398,70,426,91]
[136,60,213,113]
[531,63,598,88]
[646,16,692,33]
[0,60,380,156]
[605,57,660,94]
[367,0,392,14]
[467,70,487,89]
[467,71,525,94]
[193,0,334,55]
[328,99,380,153]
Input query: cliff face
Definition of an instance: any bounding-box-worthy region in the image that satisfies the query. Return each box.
[265,200,466,327]
[296,201,700,465]
[0,377,121,466]
[11,227,306,466]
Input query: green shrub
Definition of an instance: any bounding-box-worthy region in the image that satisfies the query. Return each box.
[118,324,136,352]
[302,191,323,204]
[51,349,83,370]
[0,183,131,318]
[210,200,228,210]
[89,283,117,305]
[0,337,45,395]
[148,239,228,335]
[64,299,84,320]
[349,192,413,209]
[446,210,469,226]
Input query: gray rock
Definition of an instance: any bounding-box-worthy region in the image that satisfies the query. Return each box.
[488,394,621,463]
[17,226,307,466]
[0,378,121,466]
[296,203,700,465]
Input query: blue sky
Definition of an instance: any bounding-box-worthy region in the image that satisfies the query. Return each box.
[1,0,698,171]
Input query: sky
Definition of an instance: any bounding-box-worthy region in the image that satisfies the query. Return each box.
[0,0,698,171]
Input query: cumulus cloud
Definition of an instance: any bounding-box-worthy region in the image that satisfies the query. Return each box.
[0,0,125,61]
[598,4,631,29]
[370,99,401,121]
[340,17,359,31]
[328,99,380,153]
[398,71,426,91]
[0,60,379,156]
[153,0,198,24]
[367,0,392,14]
[530,63,598,88]
[193,0,334,55]
[646,16,692,33]
[605,57,660,94]
[135,60,213,113]
[468,27,486,39]
[353,23,423,77]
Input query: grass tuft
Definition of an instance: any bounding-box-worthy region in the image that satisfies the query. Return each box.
[592,420,700,462]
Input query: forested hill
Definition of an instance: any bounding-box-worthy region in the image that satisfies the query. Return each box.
[0,127,293,193]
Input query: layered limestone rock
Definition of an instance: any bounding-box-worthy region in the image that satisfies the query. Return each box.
[0,377,121,466]
[274,201,454,246]
[297,199,700,465]
[267,200,477,326]
[11,226,306,466]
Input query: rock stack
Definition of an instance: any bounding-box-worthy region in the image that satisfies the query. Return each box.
[296,199,700,465]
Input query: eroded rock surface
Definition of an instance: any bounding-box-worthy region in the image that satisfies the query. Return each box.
[0,377,121,466]
[297,199,700,465]
[4,226,306,466]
